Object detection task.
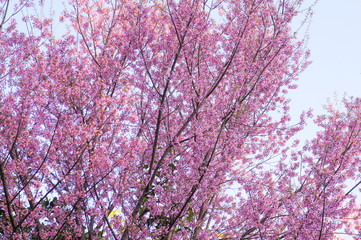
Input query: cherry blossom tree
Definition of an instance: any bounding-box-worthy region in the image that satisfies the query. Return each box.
[1,0,361,239]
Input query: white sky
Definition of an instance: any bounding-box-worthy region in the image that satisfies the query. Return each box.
[289,0,361,140]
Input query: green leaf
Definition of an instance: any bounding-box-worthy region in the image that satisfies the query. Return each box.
[188,208,194,217]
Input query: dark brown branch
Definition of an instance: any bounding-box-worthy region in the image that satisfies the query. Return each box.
[51,162,119,240]
[148,11,193,176]
[0,0,10,30]
[318,185,326,240]
[14,145,88,232]
[74,5,101,68]
[0,160,16,231]
[167,113,231,234]
[10,116,60,204]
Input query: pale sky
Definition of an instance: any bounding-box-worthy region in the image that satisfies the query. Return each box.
[289,0,361,140]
